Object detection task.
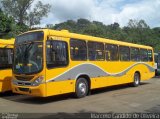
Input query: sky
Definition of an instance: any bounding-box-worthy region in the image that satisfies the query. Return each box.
[36,0,160,28]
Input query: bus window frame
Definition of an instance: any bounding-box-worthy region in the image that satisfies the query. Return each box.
[105,43,119,61]
[46,39,69,69]
[88,41,105,61]
[70,38,87,61]
[119,45,130,62]
[0,48,13,70]
[130,47,140,62]
[148,49,153,62]
[13,41,44,75]
[140,48,149,62]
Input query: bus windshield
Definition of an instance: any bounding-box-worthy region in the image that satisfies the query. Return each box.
[13,42,43,74]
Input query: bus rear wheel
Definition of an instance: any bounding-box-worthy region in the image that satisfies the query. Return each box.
[132,72,140,87]
[75,78,88,98]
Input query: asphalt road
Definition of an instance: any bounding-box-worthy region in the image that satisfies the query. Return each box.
[0,77,160,118]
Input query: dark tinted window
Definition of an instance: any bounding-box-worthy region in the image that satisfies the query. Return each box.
[105,44,119,61]
[70,39,87,60]
[158,53,160,68]
[0,48,13,69]
[46,40,68,68]
[88,41,104,60]
[130,47,140,61]
[148,50,153,61]
[119,46,130,61]
[14,43,43,74]
[16,31,44,44]
[140,49,148,62]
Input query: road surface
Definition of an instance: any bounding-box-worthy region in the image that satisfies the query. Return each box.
[0,77,160,118]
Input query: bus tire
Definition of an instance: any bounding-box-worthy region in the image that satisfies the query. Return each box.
[132,72,140,87]
[75,78,88,98]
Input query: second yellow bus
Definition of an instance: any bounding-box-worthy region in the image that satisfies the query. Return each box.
[0,39,14,93]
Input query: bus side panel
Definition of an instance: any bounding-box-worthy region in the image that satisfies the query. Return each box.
[90,62,131,89]
[140,62,155,81]
[46,80,75,97]
[0,69,12,92]
[46,68,75,97]
[90,62,154,89]
[45,61,154,96]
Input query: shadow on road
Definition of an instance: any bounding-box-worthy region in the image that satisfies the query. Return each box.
[15,110,102,119]
[0,82,150,105]
[16,110,113,119]
[145,105,160,113]
[0,91,20,97]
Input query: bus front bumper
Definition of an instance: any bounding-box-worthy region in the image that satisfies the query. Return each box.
[12,83,46,97]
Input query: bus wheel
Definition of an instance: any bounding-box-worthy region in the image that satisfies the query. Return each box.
[75,78,88,98]
[132,72,140,87]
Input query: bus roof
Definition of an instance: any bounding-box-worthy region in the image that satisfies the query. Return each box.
[0,38,15,45]
[18,29,153,49]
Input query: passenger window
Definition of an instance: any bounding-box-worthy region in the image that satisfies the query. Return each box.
[70,39,87,61]
[130,47,140,61]
[148,50,153,62]
[119,46,130,61]
[46,40,68,68]
[140,49,148,62]
[105,44,119,61]
[88,41,104,60]
[0,48,13,69]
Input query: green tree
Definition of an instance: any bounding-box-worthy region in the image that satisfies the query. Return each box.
[105,22,126,41]
[83,24,104,37]
[0,9,14,38]
[54,20,77,32]
[1,0,51,27]
[27,1,51,28]
[124,19,152,45]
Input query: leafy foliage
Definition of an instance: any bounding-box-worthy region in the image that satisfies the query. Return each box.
[1,0,51,27]
[0,9,15,38]
[27,1,51,27]
[0,8,29,38]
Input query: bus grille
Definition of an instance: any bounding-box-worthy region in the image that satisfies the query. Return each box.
[17,82,32,86]
[15,76,34,81]
[18,87,29,92]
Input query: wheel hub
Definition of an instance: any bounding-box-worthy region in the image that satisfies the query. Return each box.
[135,75,139,84]
[78,82,86,95]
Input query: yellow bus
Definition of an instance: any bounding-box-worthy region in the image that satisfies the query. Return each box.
[12,29,155,98]
[0,38,14,93]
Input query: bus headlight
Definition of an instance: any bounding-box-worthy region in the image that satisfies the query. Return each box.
[12,79,18,85]
[32,76,44,86]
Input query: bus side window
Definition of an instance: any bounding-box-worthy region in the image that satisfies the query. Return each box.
[148,50,153,62]
[0,48,13,69]
[106,51,111,61]
[105,44,118,61]
[46,40,68,68]
[130,47,140,61]
[88,41,96,60]
[140,49,148,62]
[119,46,130,61]
[88,41,104,61]
[70,39,87,61]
